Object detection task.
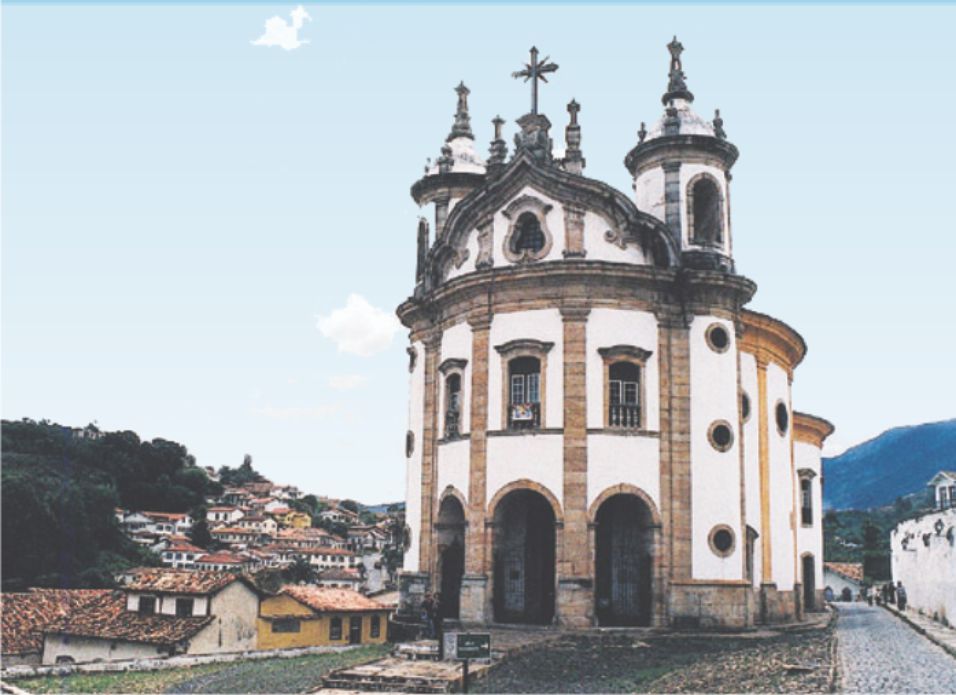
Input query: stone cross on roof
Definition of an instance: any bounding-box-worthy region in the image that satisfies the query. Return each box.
[512,46,558,115]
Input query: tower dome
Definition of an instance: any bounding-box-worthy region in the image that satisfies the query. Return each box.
[625,37,738,273]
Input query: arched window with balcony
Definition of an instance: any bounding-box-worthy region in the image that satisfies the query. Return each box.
[494,339,554,431]
[439,358,468,440]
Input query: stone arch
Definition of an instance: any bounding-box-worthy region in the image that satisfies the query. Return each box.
[435,489,467,620]
[685,171,724,247]
[588,483,661,527]
[590,487,660,626]
[487,479,563,524]
[438,485,468,513]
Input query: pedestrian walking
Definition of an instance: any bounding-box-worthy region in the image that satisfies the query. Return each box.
[896,581,907,611]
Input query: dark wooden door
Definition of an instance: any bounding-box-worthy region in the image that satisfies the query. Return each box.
[348,616,362,644]
[803,556,816,611]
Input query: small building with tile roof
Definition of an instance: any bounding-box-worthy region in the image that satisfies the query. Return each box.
[257,586,389,650]
[41,570,260,665]
[1,589,109,666]
[823,562,863,601]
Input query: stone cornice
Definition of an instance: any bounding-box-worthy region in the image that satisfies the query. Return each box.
[493,339,554,356]
[438,358,468,374]
[793,412,835,448]
[397,261,757,339]
[625,134,739,177]
[738,309,807,372]
[410,172,486,206]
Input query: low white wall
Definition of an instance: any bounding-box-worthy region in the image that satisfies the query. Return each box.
[891,508,956,625]
[42,635,160,666]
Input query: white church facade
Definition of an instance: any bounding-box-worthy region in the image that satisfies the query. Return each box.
[397,40,833,628]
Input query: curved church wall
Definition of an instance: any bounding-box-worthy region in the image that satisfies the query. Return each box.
[739,351,762,587]
[690,315,743,580]
[436,438,470,505]
[403,340,425,572]
[439,321,472,436]
[486,433,564,508]
[766,361,795,591]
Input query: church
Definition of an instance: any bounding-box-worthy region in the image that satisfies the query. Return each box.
[396,39,834,629]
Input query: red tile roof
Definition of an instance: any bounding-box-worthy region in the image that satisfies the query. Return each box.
[1,589,109,656]
[281,586,386,613]
[141,512,189,521]
[825,562,864,582]
[195,552,247,565]
[122,568,247,595]
[44,591,212,646]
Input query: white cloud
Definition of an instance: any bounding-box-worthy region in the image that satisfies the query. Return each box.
[252,403,339,421]
[252,5,311,51]
[328,374,368,391]
[317,294,400,357]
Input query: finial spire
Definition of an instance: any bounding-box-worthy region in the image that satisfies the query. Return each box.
[563,99,584,175]
[713,108,726,139]
[512,46,559,115]
[662,35,694,105]
[447,81,474,141]
[487,115,509,178]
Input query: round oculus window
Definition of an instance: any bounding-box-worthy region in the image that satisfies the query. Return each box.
[705,323,731,353]
[709,526,735,557]
[775,402,790,435]
[708,420,734,452]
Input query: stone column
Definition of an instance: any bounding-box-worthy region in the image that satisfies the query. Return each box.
[460,311,491,622]
[557,306,592,627]
[658,313,692,626]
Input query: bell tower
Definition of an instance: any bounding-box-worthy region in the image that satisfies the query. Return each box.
[625,37,739,272]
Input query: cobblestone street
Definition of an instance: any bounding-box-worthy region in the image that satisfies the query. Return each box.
[835,603,956,693]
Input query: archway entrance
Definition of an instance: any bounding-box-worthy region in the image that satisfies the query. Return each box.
[594,493,655,626]
[436,495,465,619]
[492,489,556,624]
[802,554,816,612]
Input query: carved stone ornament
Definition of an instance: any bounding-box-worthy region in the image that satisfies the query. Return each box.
[597,345,653,362]
[494,338,554,356]
[475,219,494,269]
[562,204,586,258]
[501,194,554,264]
[453,248,470,270]
[438,357,468,375]
[406,346,418,373]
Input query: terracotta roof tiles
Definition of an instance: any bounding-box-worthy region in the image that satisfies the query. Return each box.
[281,586,386,613]
[122,568,246,595]
[1,589,109,656]
[824,562,864,582]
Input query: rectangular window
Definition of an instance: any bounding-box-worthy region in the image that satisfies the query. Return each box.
[370,615,381,638]
[272,618,301,633]
[941,487,950,509]
[330,617,342,640]
[801,479,813,526]
[510,374,525,406]
[138,596,156,615]
[526,373,540,403]
[175,598,194,617]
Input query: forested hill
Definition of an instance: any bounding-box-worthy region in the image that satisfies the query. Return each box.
[823,419,956,510]
[1,419,221,591]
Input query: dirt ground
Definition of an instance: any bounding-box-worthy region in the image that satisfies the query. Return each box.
[473,626,834,693]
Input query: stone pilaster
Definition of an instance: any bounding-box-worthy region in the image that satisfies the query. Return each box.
[658,313,691,627]
[461,311,492,622]
[418,331,442,575]
[756,357,772,583]
[663,161,682,250]
[562,205,586,258]
[557,306,592,627]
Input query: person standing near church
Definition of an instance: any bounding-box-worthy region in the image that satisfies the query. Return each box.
[896,581,908,611]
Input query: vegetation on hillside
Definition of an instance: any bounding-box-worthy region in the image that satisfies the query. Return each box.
[1,419,221,590]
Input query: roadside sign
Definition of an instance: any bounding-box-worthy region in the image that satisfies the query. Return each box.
[456,633,491,660]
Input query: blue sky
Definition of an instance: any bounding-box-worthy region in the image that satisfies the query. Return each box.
[3,3,955,502]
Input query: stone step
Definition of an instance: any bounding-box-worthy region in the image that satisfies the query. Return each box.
[393,640,440,661]
[321,657,478,694]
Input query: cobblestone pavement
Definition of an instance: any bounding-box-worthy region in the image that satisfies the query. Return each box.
[835,602,956,693]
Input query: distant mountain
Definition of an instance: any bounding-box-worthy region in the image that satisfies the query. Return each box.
[363,502,404,514]
[823,419,956,510]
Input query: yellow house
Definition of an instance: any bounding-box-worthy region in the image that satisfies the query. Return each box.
[258,586,390,650]
[281,511,312,529]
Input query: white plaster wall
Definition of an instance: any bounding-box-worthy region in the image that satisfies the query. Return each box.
[891,508,956,625]
[634,168,665,223]
[586,434,660,513]
[823,569,860,600]
[403,340,425,572]
[190,582,259,654]
[689,316,743,581]
[440,321,472,436]
[436,438,470,503]
[767,362,795,590]
[486,434,563,509]
[488,309,563,430]
[585,309,659,431]
[679,163,731,256]
[42,635,160,665]
[582,210,648,264]
[795,441,824,591]
[739,351,762,588]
